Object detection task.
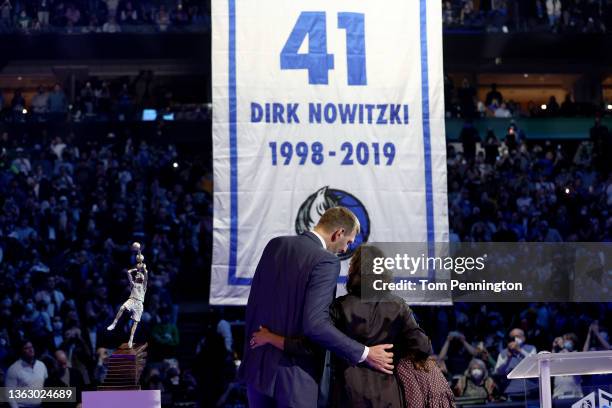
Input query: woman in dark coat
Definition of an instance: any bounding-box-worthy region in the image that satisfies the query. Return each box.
[250,245,432,408]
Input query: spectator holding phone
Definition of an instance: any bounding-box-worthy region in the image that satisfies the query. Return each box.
[551,333,582,400]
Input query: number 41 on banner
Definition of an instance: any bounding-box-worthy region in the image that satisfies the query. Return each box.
[280,11,367,86]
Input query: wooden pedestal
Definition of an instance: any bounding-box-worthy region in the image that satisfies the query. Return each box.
[99,343,147,390]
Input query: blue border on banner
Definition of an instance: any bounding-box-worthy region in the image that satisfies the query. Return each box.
[226,0,435,285]
[419,0,436,280]
[227,0,250,285]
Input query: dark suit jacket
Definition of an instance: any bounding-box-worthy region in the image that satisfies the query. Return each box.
[238,232,365,405]
[43,367,85,406]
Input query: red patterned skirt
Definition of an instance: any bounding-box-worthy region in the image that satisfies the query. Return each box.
[396,359,456,408]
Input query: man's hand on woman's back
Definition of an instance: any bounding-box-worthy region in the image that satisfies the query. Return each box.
[365,344,394,374]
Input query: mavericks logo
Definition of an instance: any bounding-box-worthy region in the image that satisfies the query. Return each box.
[572,389,612,408]
[295,186,370,260]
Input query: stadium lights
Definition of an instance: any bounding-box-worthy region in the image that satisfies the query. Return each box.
[541,104,547,110]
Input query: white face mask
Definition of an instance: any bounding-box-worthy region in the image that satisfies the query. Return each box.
[471,368,484,380]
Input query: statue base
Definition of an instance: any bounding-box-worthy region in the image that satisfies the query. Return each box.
[98,343,147,390]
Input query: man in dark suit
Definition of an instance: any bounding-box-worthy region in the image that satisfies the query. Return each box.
[54,350,85,387]
[239,207,394,408]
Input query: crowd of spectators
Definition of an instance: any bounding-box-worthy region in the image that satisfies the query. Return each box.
[451,118,612,243]
[414,303,611,402]
[445,79,602,119]
[4,0,612,35]
[0,75,211,124]
[0,125,215,406]
[443,0,612,33]
[0,0,210,33]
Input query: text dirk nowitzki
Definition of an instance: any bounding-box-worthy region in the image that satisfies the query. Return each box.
[250,102,410,125]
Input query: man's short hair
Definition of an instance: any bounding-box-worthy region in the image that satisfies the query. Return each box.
[510,328,525,338]
[316,207,360,235]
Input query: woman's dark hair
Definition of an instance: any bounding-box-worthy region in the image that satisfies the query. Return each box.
[564,332,579,346]
[346,246,392,297]
[346,246,363,295]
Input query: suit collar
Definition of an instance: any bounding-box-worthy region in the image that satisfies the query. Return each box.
[303,231,325,249]
[310,230,327,249]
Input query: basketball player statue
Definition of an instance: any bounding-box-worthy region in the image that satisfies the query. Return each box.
[107,242,148,348]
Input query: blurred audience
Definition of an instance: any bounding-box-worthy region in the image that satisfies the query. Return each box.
[0,124,213,406]
[444,79,600,119]
[0,0,210,33]
[443,0,610,33]
[0,75,211,124]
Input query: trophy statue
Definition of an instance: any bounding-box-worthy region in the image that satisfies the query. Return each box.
[98,242,149,391]
[107,242,148,348]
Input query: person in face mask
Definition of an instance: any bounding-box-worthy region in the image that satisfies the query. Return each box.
[22,299,41,329]
[34,290,53,318]
[455,358,498,400]
[52,316,64,349]
[553,333,578,353]
[552,333,583,399]
[493,328,537,395]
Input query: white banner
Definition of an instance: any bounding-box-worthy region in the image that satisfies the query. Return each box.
[211,0,448,305]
